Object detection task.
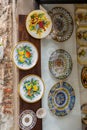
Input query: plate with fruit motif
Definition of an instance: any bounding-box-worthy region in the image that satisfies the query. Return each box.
[48,7,73,42]
[19,75,45,103]
[13,41,38,70]
[26,10,52,39]
[49,49,72,80]
[48,82,75,116]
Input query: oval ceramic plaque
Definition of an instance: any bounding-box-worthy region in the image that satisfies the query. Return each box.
[48,7,73,42]
[77,47,87,65]
[77,26,87,46]
[81,104,87,114]
[26,10,52,39]
[81,67,87,88]
[49,49,72,80]
[13,41,38,70]
[75,8,87,25]
[19,75,45,103]
[48,82,75,116]
[19,110,37,130]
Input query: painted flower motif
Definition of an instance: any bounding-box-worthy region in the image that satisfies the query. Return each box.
[16,45,32,65]
[23,78,41,100]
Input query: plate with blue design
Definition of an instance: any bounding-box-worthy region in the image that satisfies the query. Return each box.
[48,82,75,116]
[49,49,72,80]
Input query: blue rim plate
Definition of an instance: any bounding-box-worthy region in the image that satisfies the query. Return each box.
[48,82,75,116]
[49,49,73,80]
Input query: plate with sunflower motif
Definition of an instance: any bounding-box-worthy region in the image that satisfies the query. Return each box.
[49,49,72,80]
[19,75,45,103]
[13,41,38,70]
[19,110,37,130]
[48,82,75,116]
[48,7,73,42]
[26,10,52,39]
[81,67,87,88]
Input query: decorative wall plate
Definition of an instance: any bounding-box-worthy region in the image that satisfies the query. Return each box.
[19,110,37,130]
[49,49,72,80]
[48,7,73,42]
[77,26,87,46]
[77,47,87,65]
[81,104,87,114]
[75,8,87,25]
[19,75,45,103]
[13,41,38,70]
[48,82,75,116]
[81,67,87,88]
[26,10,52,39]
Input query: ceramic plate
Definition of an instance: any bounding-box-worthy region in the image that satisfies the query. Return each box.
[77,26,87,46]
[49,49,72,80]
[19,110,37,130]
[19,75,45,103]
[81,67,87,88]
[77,47,87,65]
[13,41,38,70]
[81,104,87,114]
[26,10,52,39]
[48,7,73,42]
[48,82,75,116]
[75,8,87,25]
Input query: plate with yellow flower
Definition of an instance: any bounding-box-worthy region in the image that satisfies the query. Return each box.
[26,10,52,39]
[13,41,38,70]
[19,75,45,103]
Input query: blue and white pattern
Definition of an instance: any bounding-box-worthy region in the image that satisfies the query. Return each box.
[48,82,75,116]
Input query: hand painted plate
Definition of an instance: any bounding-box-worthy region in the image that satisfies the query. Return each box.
[49,49,72,80]
[19,75,45,103]
[13,41,38,70]
[19,110,37,130]
[48,7,73,42]
[48,82,75,116]
[75,8,87,25]
[77,47,87,65]
[77,26,87,46]
[81,67,87,88]
[26,10,52,39]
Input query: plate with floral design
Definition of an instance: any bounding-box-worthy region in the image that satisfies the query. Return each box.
[13,41,38,70]
[26,10,52,39]
[77,26,87,46]
[49,49,72,80]
[19,75,45,103]
[19,110,37,130]
[81,67,87,88]
[75,8,87,25]
[48,7,73,42]
[77,47,87,65]
[48,82,75,116]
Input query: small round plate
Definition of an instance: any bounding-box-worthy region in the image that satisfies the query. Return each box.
[49,49,72,80]
[26,10,52,39]
[36,108,46,119]
[48,7,73,42]
[19,110,37,130]
[81,104,87,114]
[81,67,87,88]
[13,41,38,70]
[48,82,75,116]
[19,75,45,103]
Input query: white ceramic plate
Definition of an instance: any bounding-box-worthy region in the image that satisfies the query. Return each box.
[19,75,45,103]
[26,10,52,39]
[13,41,38,70]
